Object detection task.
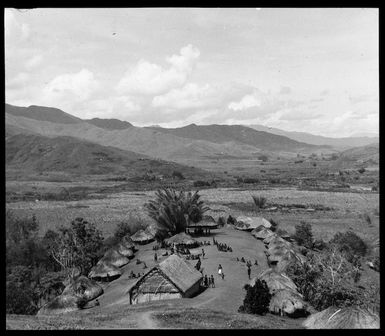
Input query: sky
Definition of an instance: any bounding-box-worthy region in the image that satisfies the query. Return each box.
[5,8,379,137]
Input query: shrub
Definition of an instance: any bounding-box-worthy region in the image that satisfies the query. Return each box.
[193,180,211,187]
[217,216,226,226]
[269,178,280,184]
[172,170,185,180]
[114,214,147,240]
[145,188,209,234]
[292,221,313,249]
[269,219,279,232]
[258,154,268,162]
[329,231,367,261]
[313,239,328,251]
[251,195,267,210]
[244,177,260,184]
[357,167,366,174]
[227,215,235,225]
[238,280,271,315]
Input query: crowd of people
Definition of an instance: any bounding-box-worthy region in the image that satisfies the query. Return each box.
[201,274,215,288]
[213,237,232,252]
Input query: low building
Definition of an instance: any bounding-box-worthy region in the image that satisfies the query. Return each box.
[127,254,202,305]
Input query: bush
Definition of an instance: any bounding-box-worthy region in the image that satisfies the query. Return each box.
[217,216,226,226]
[145,188,209,234]
[329,231,367,261]
[238,280,271,315]
[269,178,280,184]
[227,215,235,225]
[313,239,328,251]
[193,180,211,187]
[172,170,185,180]
[357,168,366,174]
[252,195,267,210]
[244,177,260,184]
[114,215,147,240]
[269,218,279,232]
[292,221,313,249]
[258,155,268,162]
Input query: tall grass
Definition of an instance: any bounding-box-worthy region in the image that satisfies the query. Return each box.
[251,195,267,211]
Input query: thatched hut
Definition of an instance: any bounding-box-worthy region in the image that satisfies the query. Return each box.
[117,242,135,259]
[250,269,298,294]
[277,229,292,241]
[275,250,304,272]
[62,275,103,302]
[302,306,380,329]
[267,236,291,247]
[235,216,272,231]
[252,227,274,240]
[88,261,122,282]
[121,235,136,250]
[164,232,198,248]
[128,254,202,304]
[37,294,82,315]
[131,229,155,244]
[263,233,280,245]
[269,289,309,317]
[186,219,218,235]
[100,248,130,267]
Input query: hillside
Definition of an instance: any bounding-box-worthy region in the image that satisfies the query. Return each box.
[246,124,379,149]
[146,124,321,152]
[85,118,133,130]
[6,133,209,177]
[5,104,83,124]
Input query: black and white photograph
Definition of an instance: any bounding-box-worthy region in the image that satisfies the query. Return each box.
[5,7,379,329]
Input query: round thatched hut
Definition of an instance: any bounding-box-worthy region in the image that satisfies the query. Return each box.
[37,294,82,315]
[164,232,198,248]
[263,233,280,245]
[269,289,309,317]
[275,250,304,272]
[62,275,103,301]
[252,227,274,240]
[100,248,130,267]
[88,261,122,282]
[236,216,272,231]
[131,229,155,244]
[121,235,136,250]
[302,306,380,329]
[117,243,135,259]
[250,269,298,294]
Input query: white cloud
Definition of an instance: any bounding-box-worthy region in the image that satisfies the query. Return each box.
[228,92,261,111]
[116,44,200,96]
[6,72,30,89]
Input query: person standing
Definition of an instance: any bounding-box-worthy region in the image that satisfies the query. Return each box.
[204,274,208,287]
[210,275,215,288]
[154,253,158,262]
[247,265,251,279]
[202,248,205,259]
[218,264,223,279]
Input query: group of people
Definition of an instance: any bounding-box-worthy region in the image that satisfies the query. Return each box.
[199,241,211,246]
[236,258,258,279]
[201,274,215,288]
[128,270,143,279]
[186,253,201,260]
[213,238,232,252]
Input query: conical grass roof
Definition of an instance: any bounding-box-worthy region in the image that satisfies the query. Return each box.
[121,235,135,249]
[37,294,81,315]
[252,227,274,240]
[131,229,155,244]
[250,268,298,294]
[269,289,308,316]
[116,242,135,259]
[164,232,198,247]
[235,216,272,231]
[88,261,122,280]
[62,275,103,301]
[263,233,279,245]
[100,248,129,267]
[302,306,380,329]
[275,250,304,273]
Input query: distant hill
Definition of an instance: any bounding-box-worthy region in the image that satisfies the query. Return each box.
[5,104,83,124]
[6,133,209,177]
[146,124,321,152]
[246,124,379,149]
[85,118,133,130]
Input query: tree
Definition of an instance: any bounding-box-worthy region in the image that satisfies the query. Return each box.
[145,188,209,235]
[238,280,272,315]
[329,231,367,262]
[293,221,313,249]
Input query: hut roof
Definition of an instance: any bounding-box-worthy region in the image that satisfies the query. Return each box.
[100,248,129,267]
[116,243,135,258]
[129,254,202,295]
[164,232,198,247]
[277,229,291,238]
[252,227,274,239]
[131,229,155,243]
[121,235,135,249]
[62,276,103,301]
[236,216,272,231]
[187,219,218,228]
[263,233,280,244]
[37,294,81,315]
[268,236,290,246]
[88,261,122,279]
[269,289,307,315]
[251,268,298,294]
[302,306,380,329]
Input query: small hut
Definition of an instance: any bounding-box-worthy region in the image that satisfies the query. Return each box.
[121,235,136,250]
[186,219,218,235]
[269,289,309,317]
[88,261,122,282]
[62,275,103,302]
[131,229,155,244]
[252,227,274,240]
[275,250,304,272]
[263,233,279,245]
[128,254,202,304]
[250,269,298,294]
[100,248,130,268]
[164,232,198,248]
[37,294,82,315]
[117,243,135,259]
[277,229,292,241]
[302,306,380,329]
[235,216,272,231]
